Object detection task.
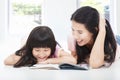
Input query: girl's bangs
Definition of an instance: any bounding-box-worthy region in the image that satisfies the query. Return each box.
[31,39,52,48]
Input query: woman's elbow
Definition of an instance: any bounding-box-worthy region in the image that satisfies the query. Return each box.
[89,61,104,69]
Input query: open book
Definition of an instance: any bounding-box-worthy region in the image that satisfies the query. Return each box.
[30,64,59,70]
[30,63,88,70]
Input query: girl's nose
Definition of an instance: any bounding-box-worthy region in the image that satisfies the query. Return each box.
[37,52,45,57]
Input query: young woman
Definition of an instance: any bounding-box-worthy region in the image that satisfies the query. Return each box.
[68,6,120,69]
[4,26,76,67]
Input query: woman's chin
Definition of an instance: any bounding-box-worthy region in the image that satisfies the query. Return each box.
[77,42,84,46]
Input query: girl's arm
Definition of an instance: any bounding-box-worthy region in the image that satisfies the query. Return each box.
[4,54,21,66]
[39,49,77,64]
[89,16,106,68]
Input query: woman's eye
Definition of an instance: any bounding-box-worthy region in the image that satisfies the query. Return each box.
[78,31,82,34]
[72,28,82,34]
[72,28,74,31]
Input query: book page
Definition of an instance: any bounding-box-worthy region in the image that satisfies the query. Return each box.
[30,64,60,70]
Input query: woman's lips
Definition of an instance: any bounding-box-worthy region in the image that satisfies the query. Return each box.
[77,40,83,46]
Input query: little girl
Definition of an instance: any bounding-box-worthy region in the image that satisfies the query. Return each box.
[4,26,76,67]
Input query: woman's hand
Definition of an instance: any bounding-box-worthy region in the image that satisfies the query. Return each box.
[99,15,106,33]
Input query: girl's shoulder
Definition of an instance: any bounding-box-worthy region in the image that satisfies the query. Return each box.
[51,45,61,58]
[15,50,24,56]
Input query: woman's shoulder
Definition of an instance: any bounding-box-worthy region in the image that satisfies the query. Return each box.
[115,44,120,60]
[67,33,76,51]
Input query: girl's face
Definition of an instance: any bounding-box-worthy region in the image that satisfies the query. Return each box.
[32,47,51,62]
[71,20,93,47]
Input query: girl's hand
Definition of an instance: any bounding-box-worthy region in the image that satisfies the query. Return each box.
[38,59,51,64]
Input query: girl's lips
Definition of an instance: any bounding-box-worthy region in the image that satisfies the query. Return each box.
[37,57,47,62]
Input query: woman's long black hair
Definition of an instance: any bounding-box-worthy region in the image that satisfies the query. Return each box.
[14,26,58,67]
[71,6,117,64]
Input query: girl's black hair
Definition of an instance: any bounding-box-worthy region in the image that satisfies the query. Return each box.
[71,6,117,65]
[14,26,59,67]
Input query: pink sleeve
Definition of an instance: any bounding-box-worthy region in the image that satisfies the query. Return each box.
[53,45,60,58]
[67,34,76,52]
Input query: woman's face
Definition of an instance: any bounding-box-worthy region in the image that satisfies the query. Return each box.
[71,20,93,46]
[32,47,51,62]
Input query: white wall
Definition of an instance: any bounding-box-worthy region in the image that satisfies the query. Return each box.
[109,0,120,35]
[0,0,120,46]
[0,0,8,41]
[41,0,77,50]
[116,0,120,34]
[109,0,116,34]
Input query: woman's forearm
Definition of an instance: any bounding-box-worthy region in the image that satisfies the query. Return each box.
[89,17,106,68]
[89,31,105,68]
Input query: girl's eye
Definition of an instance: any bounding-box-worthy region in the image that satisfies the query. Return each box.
[35,49,40,52]
[44,49,49,51]
[34,48,40,51]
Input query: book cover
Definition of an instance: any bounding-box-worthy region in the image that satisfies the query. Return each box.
[59,63,88,70]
